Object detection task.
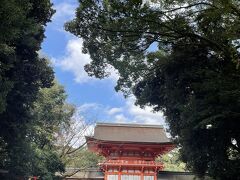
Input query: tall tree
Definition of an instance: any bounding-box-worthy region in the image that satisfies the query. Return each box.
[28,81,75,179]
[0,0,55,177]
[66,0,240,179]
[135,43,240,178]
[29,81,100,179]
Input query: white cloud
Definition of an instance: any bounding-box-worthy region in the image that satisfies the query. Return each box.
[103,96,166,125]
[107,107,123,115]
[75,103,103,125]
[126,96,165,125]
[50,1,165,125]
[54,38,119,83]
[82,97,166,126]
[77,102,101,112]
[52,2,76,29]
[55,38,96,83]
[53,38,165,125]
[114,114,128,123]
[50,2,119,84]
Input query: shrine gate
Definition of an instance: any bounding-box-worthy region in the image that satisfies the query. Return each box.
[86,123,175,180]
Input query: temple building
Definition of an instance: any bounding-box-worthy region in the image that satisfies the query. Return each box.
[85,123,175,180]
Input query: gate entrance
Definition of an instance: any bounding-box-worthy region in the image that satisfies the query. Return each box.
[86,123,175,180]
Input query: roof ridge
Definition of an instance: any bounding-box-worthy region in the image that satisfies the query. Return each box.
[96,122,164,128]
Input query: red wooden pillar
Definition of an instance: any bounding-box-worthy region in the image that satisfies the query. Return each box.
[154,173,157,180]
[104,165,108,180]
[104,171,106,180]
[141,166,144,180]
[154,166,157,180]
[118,166,121,180]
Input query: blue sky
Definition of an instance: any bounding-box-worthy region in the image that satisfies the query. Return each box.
[42,0,165,127]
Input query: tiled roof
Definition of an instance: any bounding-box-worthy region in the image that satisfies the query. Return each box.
[91,123,171,143]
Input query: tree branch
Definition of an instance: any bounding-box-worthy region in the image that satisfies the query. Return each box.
[162,2,217,13]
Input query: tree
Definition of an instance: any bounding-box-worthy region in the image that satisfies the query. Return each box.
[28,81,75,179]
[0,80,75,179]
[0,0,55,113]
[158,149,186,172]
[60,148,104,178]
[134,43,240,179]
[0,0,55,177]
[55,115,103,178]
[66,0,240,179]
[66,0,240,92]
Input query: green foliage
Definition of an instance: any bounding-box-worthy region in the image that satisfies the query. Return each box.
[67,0,240,179]
[30,144,65,180]
[66,0,240,93]
[0,0,96,179]
[30,81,75,149]
[66,149,103,169]
[61,148,104,178]
[158,150,186,172]
[134,43,240,179]
[0,0,55,113]
[0,0,57,178]
[29,82,99,179]
[28,81,75,179]
[54,116,102,177]
[0,80,75,179]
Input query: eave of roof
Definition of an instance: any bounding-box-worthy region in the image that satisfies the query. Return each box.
[86,136,174,145]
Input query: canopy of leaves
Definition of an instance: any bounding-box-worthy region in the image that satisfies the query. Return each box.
[0,80,76,179]
[66,0,240,179]
[158,149,186,172]
[28,81,75,179]
[66,0,240,94]
[0,0,57,178]
[61,149,104,178]
[137,42,240,178]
